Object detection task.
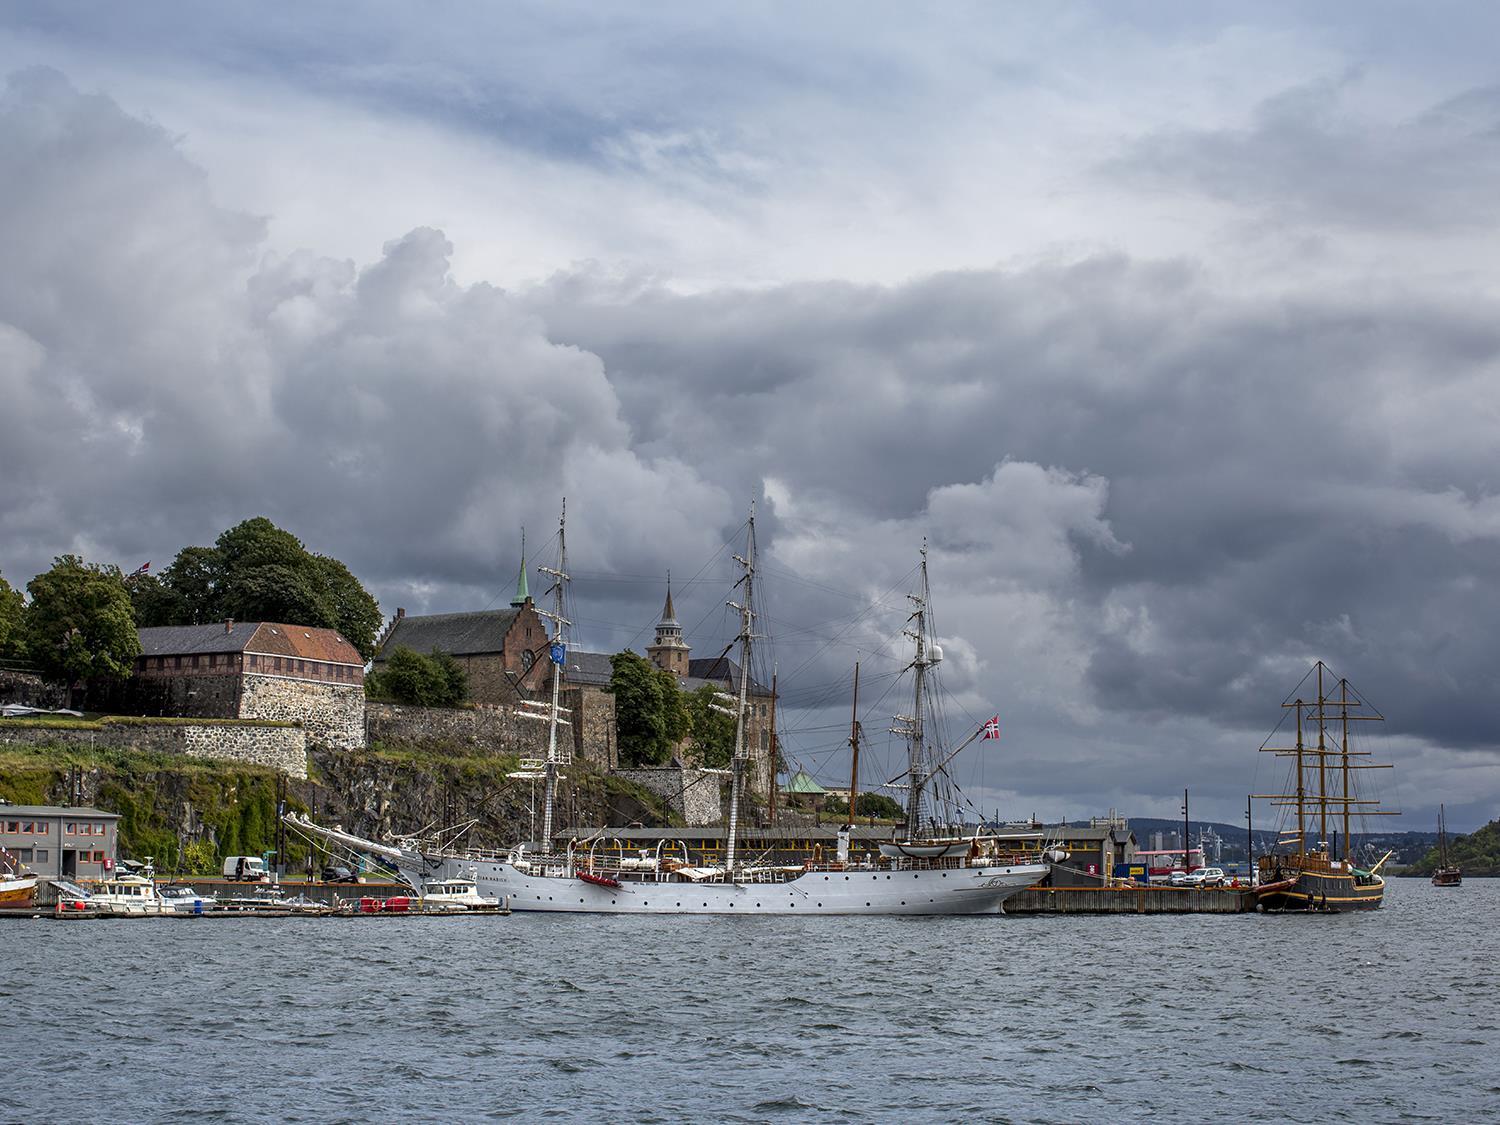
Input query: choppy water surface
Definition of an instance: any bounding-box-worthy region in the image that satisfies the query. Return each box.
[6,880,1498,1122]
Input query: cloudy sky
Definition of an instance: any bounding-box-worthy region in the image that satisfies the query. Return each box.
[4,3,1499,831]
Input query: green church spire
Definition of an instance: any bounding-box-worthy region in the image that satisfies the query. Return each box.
[510,528,530,606]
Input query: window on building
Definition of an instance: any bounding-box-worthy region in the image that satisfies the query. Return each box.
[21,822,34,833]
[15,848,32,862]
[34,849,47,863]
[191,655,200,668]
[174,655,183,669]
[2,821,14,833]
[274,657,283,671]
[65,822,76,834]
[92,851,104,863]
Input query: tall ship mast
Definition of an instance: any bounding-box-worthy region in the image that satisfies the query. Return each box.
[720,503,757,874]
[1252,661,1398,911]
[895,543,933,837]
[287,518,1050,913]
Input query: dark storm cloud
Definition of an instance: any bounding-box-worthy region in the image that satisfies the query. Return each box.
[527,254,1500,773]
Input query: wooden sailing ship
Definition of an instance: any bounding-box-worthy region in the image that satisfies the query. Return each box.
[1431,803,1462,887]
[1252,663,1397,912]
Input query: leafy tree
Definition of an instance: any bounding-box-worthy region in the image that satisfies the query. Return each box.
[313,554,385,662]
[144,517,383,657]
[824,792,904,821]
[365,646,468,707]
[685,683,736,768]
[0,570,24,660]
[23,555,141,701]
[611,650,686,766]
[127,572,183,628]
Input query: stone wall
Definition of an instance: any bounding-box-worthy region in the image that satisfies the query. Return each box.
[0,670,65,709]
[567,686,616,767]
[613,766,723,826]
[0,719,308,778]
[105,670,242,719]
[365,701,549,758]
[179,725,308,778]
[238,674,364,750]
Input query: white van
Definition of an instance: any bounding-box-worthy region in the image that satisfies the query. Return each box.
[222,855,269,882]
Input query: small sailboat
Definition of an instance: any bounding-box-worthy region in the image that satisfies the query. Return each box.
[1431,804,1462,887]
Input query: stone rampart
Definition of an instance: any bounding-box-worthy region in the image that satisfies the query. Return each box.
[0,669,67,709]
[612,766,723,826]
[238,674,364,750]
[365,701,548,757]
[0,719,308,778]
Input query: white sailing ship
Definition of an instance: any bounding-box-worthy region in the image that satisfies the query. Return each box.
[291,504,1048,914]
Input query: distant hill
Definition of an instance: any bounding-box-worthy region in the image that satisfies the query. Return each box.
[1402,818,1500,878]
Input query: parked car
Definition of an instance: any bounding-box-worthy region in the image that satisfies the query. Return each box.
[1168,870,1192,886]
[1194,867,1227,887]
[321,865,358,883]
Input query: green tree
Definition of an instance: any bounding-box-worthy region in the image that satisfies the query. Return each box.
[23,555,142,702]
[365,647,468,707]
[127,572,183,628]
[145,518,383,657]
[685,683,736,768]
[611,650,684,766]
[0,570,24,660]
[824,792,904,820]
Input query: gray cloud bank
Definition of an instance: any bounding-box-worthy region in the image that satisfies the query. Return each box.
[3,68,1498,828]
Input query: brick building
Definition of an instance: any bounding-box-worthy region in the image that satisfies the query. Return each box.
[127,621,366,749]
[373,601,552,706]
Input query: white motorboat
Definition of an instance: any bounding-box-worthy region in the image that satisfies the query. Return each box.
[158,885,217,914]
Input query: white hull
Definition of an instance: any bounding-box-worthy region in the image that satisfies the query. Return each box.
[407,853,1047,915]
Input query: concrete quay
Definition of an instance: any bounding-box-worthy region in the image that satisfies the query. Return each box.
[1007,885,1256,914]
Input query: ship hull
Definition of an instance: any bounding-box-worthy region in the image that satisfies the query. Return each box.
[1257,868,1384,912]
[406,854,1047,915]
[1431,868,1462,887]
[0,878,37,907]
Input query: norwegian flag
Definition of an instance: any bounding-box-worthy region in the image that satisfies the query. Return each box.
[982,715,1000,740]
[127,561,151,579]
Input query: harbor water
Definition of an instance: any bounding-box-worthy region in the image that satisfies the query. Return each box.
[6,879,1497,1122]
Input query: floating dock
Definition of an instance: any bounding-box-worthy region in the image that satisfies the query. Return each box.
[1006,885,1256,914]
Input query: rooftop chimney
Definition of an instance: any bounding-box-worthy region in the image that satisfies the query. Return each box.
[396,608,406,619]
[225,619,234,634]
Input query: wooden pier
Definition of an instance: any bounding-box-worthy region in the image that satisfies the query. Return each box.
[1006,885,1256,914]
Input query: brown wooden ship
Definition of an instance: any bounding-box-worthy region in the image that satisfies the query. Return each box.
[1431,803,1462,887]
[1252,663,1397,912]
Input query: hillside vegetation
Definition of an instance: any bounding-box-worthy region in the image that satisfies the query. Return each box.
[0,740,674,876]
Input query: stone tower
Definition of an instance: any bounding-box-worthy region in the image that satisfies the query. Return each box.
[645,575,690,677]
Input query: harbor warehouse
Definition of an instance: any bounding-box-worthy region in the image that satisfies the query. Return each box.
[0,805,119,879]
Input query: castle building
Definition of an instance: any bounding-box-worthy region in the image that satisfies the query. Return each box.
[128,621,366,749]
